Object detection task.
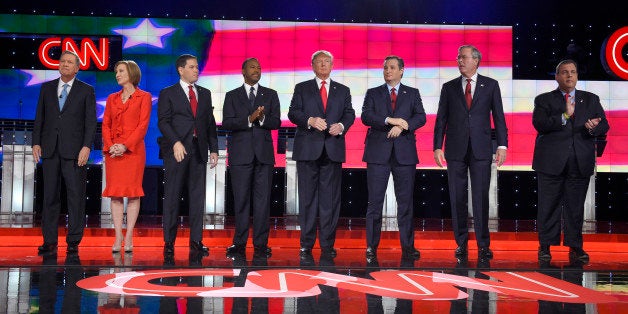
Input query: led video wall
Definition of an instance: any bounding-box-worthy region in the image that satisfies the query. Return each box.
[0,15,626,171]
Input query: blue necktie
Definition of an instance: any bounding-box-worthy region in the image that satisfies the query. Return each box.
[59,83,69,110]
[249,86,256,107]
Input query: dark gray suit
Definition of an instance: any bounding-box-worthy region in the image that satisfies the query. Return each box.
[158,82,218,243]
[532,88,609,248]
[33,78,97,245]
[222,84,281,247]
[433,74,508,248]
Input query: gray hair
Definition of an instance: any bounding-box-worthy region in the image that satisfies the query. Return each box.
[458,44,482,66]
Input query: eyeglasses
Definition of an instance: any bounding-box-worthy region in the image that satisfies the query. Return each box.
[456,55,474,60]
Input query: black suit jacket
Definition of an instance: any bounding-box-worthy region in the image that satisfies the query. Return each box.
[361,83,426,165]
[532,88,610,176]
[433,74,508,160]
[33,78,97,159]
[288,79,355,162]
[157,82,218,162]
[222,85,281,165]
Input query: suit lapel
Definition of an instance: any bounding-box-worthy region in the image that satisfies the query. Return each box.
[469,75,486,110]
[311,79,325,114]
[380,84,393,114]
[61,79,78,112]
[573,90,587,124]
[178,84,193,116]
[455,76,468,111]
[50,79,62,113]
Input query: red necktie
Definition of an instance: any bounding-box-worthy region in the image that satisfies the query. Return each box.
[390,87,397,111]
[565,93,572,119]
[465,78,472,108]
[188,85,198,117]
[320,81,328,112]
[189,85,198,136]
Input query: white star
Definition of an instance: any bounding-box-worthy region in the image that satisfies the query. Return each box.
[21,70,59,86]
[113,18,176,49]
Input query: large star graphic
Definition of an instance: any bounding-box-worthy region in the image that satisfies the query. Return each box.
[21,70,59,86]
[113,18,176,49]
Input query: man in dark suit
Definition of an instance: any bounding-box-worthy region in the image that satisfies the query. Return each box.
[361,56,426,261]
[433,45,508,260]
[288,50,355,258]
[222,58,281,258]
[157,54,219,257]
[33,50,97,254]
[533,59,609,264]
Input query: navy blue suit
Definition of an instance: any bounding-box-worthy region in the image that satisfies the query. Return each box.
[222,84,281,248]
[157,82,218,243]
[532,88,609,248]
[433,74,508,248]
[288,78,355,249]
[362,83,425,248]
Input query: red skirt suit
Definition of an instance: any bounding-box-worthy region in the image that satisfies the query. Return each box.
[102,89,152,197]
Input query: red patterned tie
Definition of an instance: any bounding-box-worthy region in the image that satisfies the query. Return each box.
[320,81,328,112]
[188,85,198,117]
[565,93,572,119]
[390,87,397,111]
[189,85,198,136]
[465,78,472,109]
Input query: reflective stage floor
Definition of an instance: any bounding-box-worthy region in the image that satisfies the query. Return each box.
[1,217,627,313]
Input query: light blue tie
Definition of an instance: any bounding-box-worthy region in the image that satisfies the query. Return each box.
[59,83,69,110]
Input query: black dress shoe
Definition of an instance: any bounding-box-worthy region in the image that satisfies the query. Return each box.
[190,241,209,254]
[66,242,79,253]
[478,247,493,260]
[254,245,272,258]
[299,247,312,258]
[164,242,175,255]
[226,244,246,255]
[402,246,420,260]
[365,246,377,259]
[538,245,551,261]
[321,247,337,258]
[454,244,468,258]
[569,247,589,263]
[38,243,58,254]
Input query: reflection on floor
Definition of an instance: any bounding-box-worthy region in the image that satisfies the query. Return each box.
[0,217,627,313]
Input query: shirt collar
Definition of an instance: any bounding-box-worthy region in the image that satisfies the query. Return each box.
[180,79,195,91]
[387,82,401,93]
[315,77,330,87]
[462,73,478,83]
[58,77,75,88]
[244,82,259,92]
[561,88,576,99]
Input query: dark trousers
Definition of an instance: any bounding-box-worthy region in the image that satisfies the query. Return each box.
[162,139,207,243]
[41,148,86,245]
[365,152,416,248]
[537,148,590,248]
[296,149,342,249]
[230,157,273,247]
[448,145,492,248]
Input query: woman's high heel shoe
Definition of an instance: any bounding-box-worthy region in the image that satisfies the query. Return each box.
[112,244,122,253]
[112,237,123,253]
[124,238,133,253]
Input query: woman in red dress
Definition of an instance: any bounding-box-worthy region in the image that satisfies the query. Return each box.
[102,60,151,253]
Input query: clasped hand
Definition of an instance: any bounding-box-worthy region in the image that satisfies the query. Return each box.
[109,143,126,158]
[249,106,265,123]
[585,117,601,131]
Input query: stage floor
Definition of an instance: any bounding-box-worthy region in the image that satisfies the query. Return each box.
[0,217,627,313]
